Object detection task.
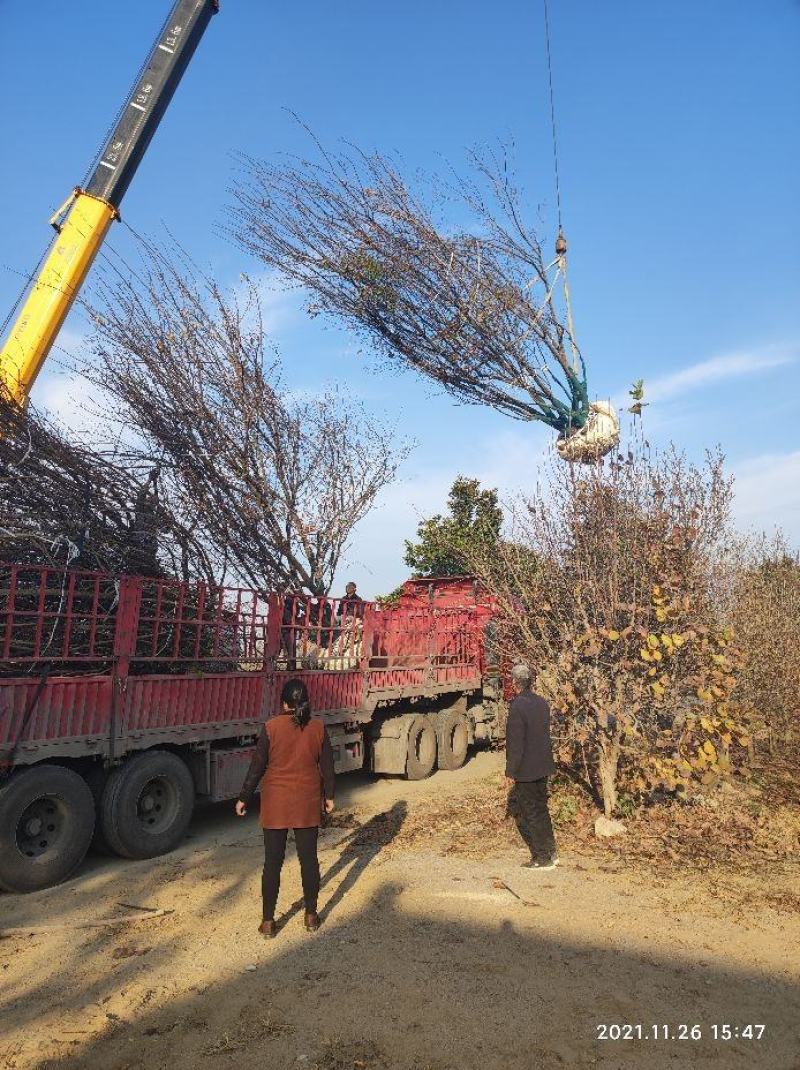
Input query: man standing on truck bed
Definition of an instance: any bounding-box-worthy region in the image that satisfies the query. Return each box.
[337,581,365,620]
[505,663,559,871]
[334,581,364,646]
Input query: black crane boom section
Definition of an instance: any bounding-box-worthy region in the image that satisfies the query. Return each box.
[85,0,219,209]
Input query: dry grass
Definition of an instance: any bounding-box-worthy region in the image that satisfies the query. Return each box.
[201,1007,293,1056]
[315,1036,387,1070]
[379,769,800,878]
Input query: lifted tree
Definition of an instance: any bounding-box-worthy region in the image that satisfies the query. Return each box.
[231,143,619,463]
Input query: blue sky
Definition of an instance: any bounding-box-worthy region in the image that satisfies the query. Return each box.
[1,1,798,594]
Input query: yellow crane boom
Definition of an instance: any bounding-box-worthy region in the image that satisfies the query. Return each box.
[1,194,116,405]
[0,0,218,406]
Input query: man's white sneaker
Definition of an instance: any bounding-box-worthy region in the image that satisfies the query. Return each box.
[521,857,559,871]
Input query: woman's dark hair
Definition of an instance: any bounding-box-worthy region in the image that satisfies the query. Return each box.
[281,678,311,728]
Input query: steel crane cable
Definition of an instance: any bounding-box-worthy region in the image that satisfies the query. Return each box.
[541,0,580,374]
[542,0,563,233]
[0,244,53,343]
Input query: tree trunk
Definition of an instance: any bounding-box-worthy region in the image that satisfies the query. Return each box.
[596,737,621,818]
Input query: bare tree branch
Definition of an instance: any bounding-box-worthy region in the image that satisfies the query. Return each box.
[0,393,212,581]
[229,141,591,435]
[81,242,407,595]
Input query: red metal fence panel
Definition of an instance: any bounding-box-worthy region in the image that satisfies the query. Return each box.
[130,578,271,668]
[1,667,367,762]
[119,669,364,734]
[266,670,364,716]
[121,672,267,734]
[0,566,274,670]
[276,595,366,671]
[0,565,119,665]
[366,604,483,692]
[0,676,114,755]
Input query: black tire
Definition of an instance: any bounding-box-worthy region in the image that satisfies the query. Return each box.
[436,708,470,771]
[0,765,95,893]
[405,715,437,780]
[99,750,195,860]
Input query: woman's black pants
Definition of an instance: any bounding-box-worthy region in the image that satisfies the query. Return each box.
[262,827,320,920]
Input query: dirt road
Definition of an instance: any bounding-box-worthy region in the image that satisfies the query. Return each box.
[1,752,798,1070]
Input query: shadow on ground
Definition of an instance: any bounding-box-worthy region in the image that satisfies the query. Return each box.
[277,802,409,930]
[1,790,796,1070]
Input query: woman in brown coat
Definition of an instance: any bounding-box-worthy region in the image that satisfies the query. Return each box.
[235,678,335,937]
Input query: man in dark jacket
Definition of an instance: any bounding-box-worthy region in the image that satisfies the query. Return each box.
[334,581,365,642]
[505,663,559,870]
[336,582,365,621]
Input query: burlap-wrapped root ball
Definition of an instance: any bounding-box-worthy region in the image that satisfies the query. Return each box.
[556,401,620,463]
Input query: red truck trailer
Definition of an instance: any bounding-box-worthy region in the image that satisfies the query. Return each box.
[0,565,505,892]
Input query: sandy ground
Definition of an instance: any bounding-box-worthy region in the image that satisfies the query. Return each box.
[1,751,798,1070]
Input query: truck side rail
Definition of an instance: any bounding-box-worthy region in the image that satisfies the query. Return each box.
[1,567,489,766]
[0,565,270,674]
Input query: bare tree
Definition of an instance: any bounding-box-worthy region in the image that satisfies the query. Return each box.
[0,392,214,580]
[731,537,800,757]
[230,140,616,457]
[83,243,405,595]
[464,440,752,817]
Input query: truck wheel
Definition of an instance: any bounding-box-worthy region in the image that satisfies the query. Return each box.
[436,708,470,771]
[100,750,195,860]
[405,716,437,780]
[0,765,95,893]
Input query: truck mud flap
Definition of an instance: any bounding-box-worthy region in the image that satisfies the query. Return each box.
[368,714,416,775]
